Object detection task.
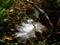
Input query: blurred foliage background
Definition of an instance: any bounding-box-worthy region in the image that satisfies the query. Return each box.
[0,0,60,45]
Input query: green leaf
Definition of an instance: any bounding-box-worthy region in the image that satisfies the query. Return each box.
[0,8,6,21]
[57,0,60,3]
[0,0,14,8]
